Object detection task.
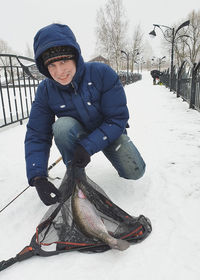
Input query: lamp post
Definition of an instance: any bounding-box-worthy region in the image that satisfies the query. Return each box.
[152,56,166,70]
[121,50,129,84]
[149,20,190,91]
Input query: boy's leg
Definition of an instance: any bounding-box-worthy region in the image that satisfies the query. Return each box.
[103,134,146,180]
[52,117,87,166]
[53,117,145,179]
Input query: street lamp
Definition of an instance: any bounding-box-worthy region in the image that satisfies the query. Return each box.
[121,50,129,84]
[152,56,165,71]
[149,20,190,91]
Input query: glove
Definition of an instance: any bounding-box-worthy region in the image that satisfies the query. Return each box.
[32,177,61,206]
[72,144,91,168]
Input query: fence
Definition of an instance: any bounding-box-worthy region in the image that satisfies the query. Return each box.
[160,60,200,112]
[0,54,44,128]
[118,71,142,86]
[0,53,143,128]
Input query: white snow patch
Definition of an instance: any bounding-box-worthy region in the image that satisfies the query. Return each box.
[0,71,200,279]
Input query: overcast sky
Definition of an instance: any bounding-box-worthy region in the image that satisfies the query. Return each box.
[0,0,199,60]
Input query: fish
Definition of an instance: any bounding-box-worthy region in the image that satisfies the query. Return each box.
[72,182,130,251]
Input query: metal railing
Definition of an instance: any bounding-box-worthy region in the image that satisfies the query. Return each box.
[0,54,44,128]
[160,60,200,112]
[0,53,143,128]
[119,71,142,86]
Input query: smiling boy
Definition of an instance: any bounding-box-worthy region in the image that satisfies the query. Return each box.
[25,23,146,205]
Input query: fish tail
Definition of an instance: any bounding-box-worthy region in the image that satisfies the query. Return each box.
[109,238,130,251]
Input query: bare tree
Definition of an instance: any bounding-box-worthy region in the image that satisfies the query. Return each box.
[25,43,34,59]
[171,11,200,66]
[96,0,128,71]
[0,39,13,65]
[161,10,200,67]
[0,39,17,83]
[186,10,200,64]
[129,24,144,72]
[0,39,9,53]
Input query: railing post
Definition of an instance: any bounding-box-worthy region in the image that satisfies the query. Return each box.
[0,77,7,126]
[9,56,19,121]
[4,67,13,123]
[177,61,186,98]
[190,63,197,109]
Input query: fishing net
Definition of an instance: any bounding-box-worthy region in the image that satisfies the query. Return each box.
[36,167,152,253]
[0,167,152,271]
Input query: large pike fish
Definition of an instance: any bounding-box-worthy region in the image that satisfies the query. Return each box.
[72,182,130,251]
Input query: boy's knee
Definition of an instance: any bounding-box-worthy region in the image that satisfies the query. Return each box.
[132,163,146,180]
[52,117,79,136]
[52,117,87,145]
[120,163,146,180]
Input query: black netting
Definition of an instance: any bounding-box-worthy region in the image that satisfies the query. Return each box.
[0,168,152,272]
[35,167,152,253]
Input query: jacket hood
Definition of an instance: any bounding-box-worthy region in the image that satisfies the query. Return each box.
[34,23,85,82]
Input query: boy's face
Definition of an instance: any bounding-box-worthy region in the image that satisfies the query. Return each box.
[47,59,76,85]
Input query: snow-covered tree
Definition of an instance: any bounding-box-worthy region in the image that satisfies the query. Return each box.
[129,24,144,72]
[95,0,128,71]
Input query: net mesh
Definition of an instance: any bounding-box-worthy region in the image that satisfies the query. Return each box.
[35,167,152,253]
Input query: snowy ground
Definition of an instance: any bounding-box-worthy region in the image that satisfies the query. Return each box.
[0,71,200,279]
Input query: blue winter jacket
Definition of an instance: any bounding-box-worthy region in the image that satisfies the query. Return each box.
[25,23,129,183]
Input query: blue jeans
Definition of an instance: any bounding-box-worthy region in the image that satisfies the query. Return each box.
[52,117,145,180]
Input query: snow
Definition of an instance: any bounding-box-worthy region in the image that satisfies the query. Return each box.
[0,71,200,279]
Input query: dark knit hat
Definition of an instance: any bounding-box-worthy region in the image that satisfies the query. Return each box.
[42,46,76,67]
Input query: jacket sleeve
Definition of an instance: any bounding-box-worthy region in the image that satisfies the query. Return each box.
[80,64,129,155]
[24,81,55,184]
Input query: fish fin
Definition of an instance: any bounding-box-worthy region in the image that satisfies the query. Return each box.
[111,239,130,251]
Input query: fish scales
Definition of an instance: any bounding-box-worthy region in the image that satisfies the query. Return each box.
[72,184,130,251]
